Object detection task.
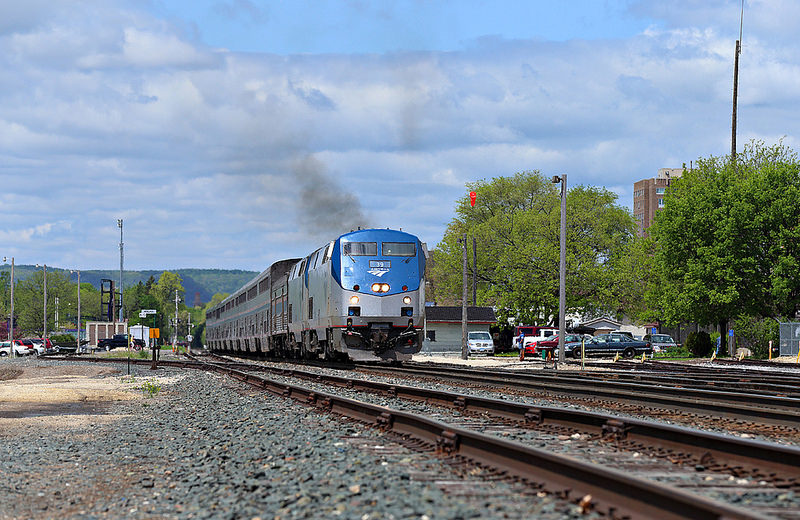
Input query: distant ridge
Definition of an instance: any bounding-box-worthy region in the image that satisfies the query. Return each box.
[0,265,258,306]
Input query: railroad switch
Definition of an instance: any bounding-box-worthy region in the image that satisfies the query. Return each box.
[436,430,460,454]
[601,419,629,441]
[377,412,394,430]
[524,408,543,424]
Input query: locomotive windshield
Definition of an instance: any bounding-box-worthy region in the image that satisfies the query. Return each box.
[382,242,416,256]
[343,241,377,256]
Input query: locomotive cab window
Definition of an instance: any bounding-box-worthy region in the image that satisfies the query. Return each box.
[382,242,416,256]
[343,242,377,256]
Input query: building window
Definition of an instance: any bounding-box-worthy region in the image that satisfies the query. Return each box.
[656,187,666,194]
[658,198,664,208]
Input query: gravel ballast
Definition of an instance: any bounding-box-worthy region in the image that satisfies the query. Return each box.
[0,357,595,519]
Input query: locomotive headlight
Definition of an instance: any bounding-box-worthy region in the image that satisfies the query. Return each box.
[371,283,381,292]
[403,296,412,304]
[350,295,360,304]
[380,283,390,292]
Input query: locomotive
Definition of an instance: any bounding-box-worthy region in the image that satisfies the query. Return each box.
[205,229,426,361]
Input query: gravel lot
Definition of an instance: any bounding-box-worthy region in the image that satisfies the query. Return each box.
[0,357,596,520]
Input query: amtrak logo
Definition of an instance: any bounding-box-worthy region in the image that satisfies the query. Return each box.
[367,268,390,277]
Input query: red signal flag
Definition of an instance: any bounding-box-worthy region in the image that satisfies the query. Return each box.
[469,191,476,207]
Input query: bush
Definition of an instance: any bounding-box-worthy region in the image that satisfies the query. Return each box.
[732,315,778,359]
[685,331,712,357]
[50,334,74,344]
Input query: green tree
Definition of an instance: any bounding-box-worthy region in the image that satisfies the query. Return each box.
[649,140,800,349]
[430,171,637,325]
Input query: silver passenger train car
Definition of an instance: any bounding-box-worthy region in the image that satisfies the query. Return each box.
[206,229,426,361]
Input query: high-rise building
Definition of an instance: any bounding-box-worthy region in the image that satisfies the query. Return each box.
[633,168,686,237]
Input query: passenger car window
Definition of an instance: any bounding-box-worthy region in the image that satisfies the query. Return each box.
[343,242,377,256]
[382,242,416,256]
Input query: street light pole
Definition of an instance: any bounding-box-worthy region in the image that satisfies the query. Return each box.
[173,290,179,353]
[552,174,567,364]
[71,270,81,352]
[4,257,14,358]
[118,219,124,322]
[36,263,47,337]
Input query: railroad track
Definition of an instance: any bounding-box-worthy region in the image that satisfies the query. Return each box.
[43,354,800,519]
[355,362,800,428]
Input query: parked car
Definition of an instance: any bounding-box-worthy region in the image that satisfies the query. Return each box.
[566,333,652,359]
[28,339,46,355]
[20,339,41,355]
[0,340,34,356]
[39,338,56,352]
[643,334,678,353]
[513,326,557,350]
[467,331,495,356]
[520,333,584,359]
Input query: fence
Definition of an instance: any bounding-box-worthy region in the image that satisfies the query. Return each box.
[779,322,800,356]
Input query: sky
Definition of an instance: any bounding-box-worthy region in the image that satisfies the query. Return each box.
[1,0,798,272]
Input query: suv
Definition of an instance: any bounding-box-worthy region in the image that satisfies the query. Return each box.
[643,333,678,353]
[467,331,494,356]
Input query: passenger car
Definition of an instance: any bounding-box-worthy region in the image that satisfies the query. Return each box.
[28,339,46,355]
[566,333,652,359]
[0,340,34,356]
[19,339,40,355]
[97,334,146,351]
[643,333,678,353]
[467,331,494,355]
[521,333,584,359]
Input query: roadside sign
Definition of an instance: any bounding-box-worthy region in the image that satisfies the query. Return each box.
[651,327,657,334]
[149,328,160,339]
[141,309,157,315]
[728,329,734,337]
[187,334,193,342]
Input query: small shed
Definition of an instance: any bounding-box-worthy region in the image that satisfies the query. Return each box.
[86,321,127,347]
[422,306,496,354]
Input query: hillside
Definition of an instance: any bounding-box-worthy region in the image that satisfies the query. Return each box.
[0,265,258,306]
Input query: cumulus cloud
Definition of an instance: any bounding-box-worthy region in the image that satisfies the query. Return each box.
[0,1,797,270]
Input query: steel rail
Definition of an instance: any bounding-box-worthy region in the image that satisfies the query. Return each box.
[546,367,800,396]
[366,364,800,426]
[204,360,799,484]
[201,362,767,520]
[40,355,781,518]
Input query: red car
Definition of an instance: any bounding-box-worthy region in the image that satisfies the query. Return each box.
[519,333,584,360]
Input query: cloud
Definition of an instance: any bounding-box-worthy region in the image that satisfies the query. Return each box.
[0,1,797,271]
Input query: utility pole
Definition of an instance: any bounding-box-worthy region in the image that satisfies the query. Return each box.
[187,314,192,355]
[472,237,477,306]
[118,219,124,322]
[173,290,180,353]
[43,264,47,338]
[4,257,15,357]
[458,234,468,360]
[55,297,59,331]
[552,174,567,364]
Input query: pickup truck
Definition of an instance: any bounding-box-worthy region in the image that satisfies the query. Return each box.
[97,334,146,351]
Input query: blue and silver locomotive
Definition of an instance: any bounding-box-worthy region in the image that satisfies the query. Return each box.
[206,229,426,361]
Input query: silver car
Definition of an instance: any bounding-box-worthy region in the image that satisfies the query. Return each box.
[644,333,678,353]
[467,331,495,355]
